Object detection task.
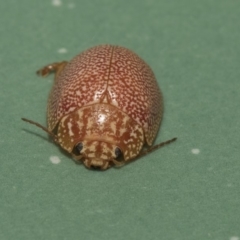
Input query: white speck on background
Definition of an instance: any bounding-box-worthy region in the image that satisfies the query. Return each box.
[52,0,62,6]
[50,155,61,164]
[230,236,239,240]
[191,148,200,154]
[68,3,75,8]
[58,48,67,53]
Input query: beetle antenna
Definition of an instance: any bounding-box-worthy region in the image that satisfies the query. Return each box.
[21,118,56,140]
[139,137,177,158]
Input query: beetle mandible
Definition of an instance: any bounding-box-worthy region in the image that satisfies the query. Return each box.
[22,45,176,170]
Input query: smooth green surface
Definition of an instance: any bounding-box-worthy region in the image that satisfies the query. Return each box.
[1,1,240,239]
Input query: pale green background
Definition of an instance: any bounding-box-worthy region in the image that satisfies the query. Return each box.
[0,1,240,239]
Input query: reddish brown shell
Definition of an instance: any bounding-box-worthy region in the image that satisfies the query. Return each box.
[48,45,163,146]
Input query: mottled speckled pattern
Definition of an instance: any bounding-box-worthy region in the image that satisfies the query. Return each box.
[48,45,163,145]
[57,103,144,161]
[47,45,163,168]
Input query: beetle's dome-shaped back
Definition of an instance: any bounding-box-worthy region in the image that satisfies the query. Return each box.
[47,45,163,146]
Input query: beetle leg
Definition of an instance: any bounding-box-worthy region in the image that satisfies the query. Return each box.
[72,154,83,162]
[112,159,125,167]
[101,161,111,170]
[36,61,68,77]
[82,159,92,169]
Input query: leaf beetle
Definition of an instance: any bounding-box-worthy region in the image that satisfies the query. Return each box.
[22,45,176,170]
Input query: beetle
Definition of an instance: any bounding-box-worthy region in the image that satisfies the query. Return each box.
[22,45,176,170]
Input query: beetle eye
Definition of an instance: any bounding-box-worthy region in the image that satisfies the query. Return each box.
[115,147,122,160]
[75,142,83,154]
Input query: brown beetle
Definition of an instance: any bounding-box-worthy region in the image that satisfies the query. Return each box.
[22,45,176,170]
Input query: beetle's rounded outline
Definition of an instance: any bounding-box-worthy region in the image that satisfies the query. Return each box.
[22,45,176,170]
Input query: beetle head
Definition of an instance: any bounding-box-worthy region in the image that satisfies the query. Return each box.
[73,140,123,170]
